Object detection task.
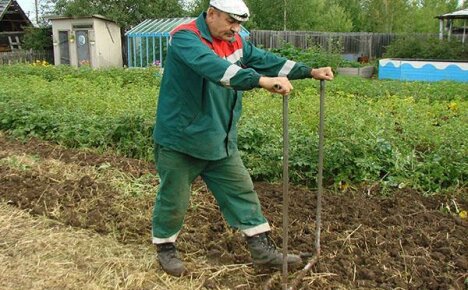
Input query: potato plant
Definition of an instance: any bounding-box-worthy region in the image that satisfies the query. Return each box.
[0,64,466,193]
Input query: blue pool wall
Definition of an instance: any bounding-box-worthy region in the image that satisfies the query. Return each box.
[379,59,468,83]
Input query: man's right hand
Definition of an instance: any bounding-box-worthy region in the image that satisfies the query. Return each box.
[259,76,293,95]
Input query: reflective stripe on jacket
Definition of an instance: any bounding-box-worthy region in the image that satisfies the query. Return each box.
[154,13,313,160]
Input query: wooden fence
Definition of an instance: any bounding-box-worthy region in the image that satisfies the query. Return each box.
[250,31,437,59]
[0,49,54,65]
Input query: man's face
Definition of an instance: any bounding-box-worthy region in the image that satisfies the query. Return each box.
[206,8,242,41]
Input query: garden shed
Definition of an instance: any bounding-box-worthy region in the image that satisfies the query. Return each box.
[0,0,32,51]
[436,8,468,44]
[48,15,122,68]
[125,17,250,68]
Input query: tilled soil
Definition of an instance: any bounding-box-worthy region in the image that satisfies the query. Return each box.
[0,134,466,289]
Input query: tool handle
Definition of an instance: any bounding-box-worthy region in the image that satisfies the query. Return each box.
[281,92,289,289]
[316,80,325,257]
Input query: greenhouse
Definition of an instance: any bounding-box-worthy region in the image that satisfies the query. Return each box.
[125,17,250,68]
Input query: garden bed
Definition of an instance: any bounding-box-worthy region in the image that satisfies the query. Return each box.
[337,66,375,78]
[0,134,467,289]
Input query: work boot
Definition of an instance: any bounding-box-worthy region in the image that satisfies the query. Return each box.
[246,232,302,268]
[156,243,186,277]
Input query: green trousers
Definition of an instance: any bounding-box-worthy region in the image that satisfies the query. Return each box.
[152,145,270,244]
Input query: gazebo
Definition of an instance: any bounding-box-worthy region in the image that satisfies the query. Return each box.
[125,17,250,68]
[436,8,468,44]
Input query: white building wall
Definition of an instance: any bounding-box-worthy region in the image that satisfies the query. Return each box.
[51,16,122,68]
[93,19,122,68]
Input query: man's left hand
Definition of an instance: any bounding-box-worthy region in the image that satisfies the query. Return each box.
[311,67,334,81]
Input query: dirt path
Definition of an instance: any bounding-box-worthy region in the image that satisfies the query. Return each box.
[0,134,467,289]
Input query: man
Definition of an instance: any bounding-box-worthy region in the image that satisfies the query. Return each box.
[152,0,334,277]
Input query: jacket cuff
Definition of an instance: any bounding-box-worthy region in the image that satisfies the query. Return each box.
[252,73,262,88]
[291,64,313,79]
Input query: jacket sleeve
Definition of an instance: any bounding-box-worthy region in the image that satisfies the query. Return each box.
[170,30,262,91]
[241,39,313,80]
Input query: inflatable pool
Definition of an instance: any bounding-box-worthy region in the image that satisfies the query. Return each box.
[379,59,468,82]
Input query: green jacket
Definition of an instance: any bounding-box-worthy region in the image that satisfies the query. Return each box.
[154,13,313,160]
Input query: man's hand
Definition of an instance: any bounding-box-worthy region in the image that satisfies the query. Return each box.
[311,67,334,81]
[259,76,293,95]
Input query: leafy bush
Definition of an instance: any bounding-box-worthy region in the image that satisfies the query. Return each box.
[384,36,468,60]
[269,43,363,70]
[22,26,53,51]
[241,80,467,193]
[0,65,158,159]
[0,64,466,193]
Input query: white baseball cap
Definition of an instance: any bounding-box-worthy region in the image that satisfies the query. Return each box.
[210,0,250,22]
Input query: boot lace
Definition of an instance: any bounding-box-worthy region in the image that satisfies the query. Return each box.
[158,243,179,259]
[263,234,280,254]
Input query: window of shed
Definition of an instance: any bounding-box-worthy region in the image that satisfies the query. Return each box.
[73,24,93,29]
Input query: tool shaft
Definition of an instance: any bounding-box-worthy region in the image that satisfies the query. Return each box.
[283,81,327,290]
[316,80,325,256]
[282,93,289,290]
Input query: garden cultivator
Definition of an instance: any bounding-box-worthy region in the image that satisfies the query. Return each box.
[274,80,327,290]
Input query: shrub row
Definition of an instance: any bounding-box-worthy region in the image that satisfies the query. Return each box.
[1,65,466,193]
[384,36,468,60]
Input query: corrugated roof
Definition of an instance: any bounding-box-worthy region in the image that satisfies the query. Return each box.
[125,17,250,38]
[126,17,196,37]
[436,8,468,19]
[0,0,12,21]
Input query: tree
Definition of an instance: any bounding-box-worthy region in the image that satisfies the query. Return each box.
[406,0,459,33]
[287,0,326,30]
[361,0,410,32]
[189,0,210,16]
[330,0,366,31]
[22,27,53,50]
[243,0,284,30]
[58,0,462,33]
[243,0,326,30]
[314,4,353,32]
[52,0,185,28]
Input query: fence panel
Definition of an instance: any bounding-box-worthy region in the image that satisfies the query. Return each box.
[0,49,54,65]
[250,31,434,59]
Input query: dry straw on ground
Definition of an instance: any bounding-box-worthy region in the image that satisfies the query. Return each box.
[0,204,201,290]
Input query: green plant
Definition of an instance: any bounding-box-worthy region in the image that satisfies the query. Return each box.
[1,65,466,193]
[269,43,351,71]
[384,36,468,60]
[22,26,53,51]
